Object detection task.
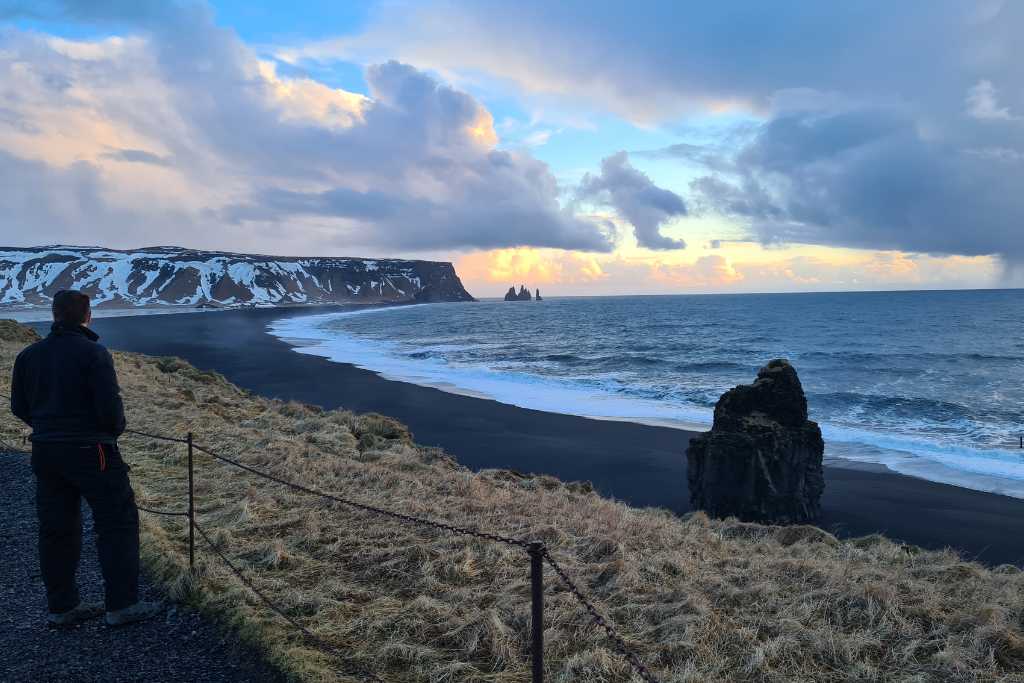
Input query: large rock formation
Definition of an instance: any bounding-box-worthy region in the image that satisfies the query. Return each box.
[0,246,476,309]
[503,285,533,301]
[686,359,825,523]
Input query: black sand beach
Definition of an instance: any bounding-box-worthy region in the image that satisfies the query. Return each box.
[51,307,1024,567]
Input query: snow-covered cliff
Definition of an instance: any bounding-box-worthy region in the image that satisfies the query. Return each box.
[0,246,475,309]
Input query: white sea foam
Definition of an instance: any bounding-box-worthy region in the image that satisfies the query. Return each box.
[269,309,714,430]
[267,305,1024,500]
[821,426,1024,498]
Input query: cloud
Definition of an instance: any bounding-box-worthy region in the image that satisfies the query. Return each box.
[521,129,553,147]
[690,107,1024,263]
[635,142,737,173]
[220,60,613,252]
[284,2,1022,124]
[455,247,607,287]
[454,243,1007,296]
[277,1,1024,269]
[737,251,1003,291]
[578,152,687,250]
[966,80,1016,121]
[0,149,193,246]
[646,254,743,287]
[0,3,613,254]
[101,148,171,166]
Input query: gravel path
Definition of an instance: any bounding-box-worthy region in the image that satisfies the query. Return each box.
[0,451,286,683]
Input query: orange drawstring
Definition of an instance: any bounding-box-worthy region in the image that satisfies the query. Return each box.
[97,443,107,472]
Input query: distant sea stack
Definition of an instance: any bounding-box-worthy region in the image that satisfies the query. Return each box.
[686,359,825,524]
[0,246,475,309]
[504,285,533,301]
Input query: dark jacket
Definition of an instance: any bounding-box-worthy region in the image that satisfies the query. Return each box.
[11,322,126,443]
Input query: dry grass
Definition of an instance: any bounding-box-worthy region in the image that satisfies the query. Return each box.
[2,319,1022,682]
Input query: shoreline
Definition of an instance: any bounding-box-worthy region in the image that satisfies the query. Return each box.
[270,309,914,478]
[4,300,403,324]
[27,306,1024,566]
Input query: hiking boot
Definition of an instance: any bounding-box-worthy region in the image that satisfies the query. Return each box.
[48,601,104,627]
[104,600,164,627]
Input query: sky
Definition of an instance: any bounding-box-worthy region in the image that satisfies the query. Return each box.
[1,1,1022,296]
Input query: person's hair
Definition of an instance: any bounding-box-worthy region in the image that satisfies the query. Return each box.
[52,290,91,326]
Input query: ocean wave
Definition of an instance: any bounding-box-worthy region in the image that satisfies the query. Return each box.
[810,391,1022,428]
[673,360,751,372]
[822,425,1024,497]
[542,353,583,362]
[267,310,714,429]
[796,350,1024,364]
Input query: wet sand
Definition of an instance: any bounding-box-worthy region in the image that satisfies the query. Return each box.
[55,306,1024,566]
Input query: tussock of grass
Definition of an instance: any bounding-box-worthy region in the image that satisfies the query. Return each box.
[2,321,1022,682]
[0,319,41,344]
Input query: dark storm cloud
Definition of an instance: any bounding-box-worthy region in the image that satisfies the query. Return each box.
[634,142,736,174]
[690,108,1024,261]
[579,152,687,250]
[689,176,782,223]
[331,1,1022,121]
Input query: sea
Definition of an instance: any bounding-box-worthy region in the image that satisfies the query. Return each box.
[268,290,1024,499]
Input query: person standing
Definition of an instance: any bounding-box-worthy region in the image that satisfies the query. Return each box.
[10,290,161,626]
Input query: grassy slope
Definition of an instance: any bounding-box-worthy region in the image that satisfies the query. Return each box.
[1,320,1022,683]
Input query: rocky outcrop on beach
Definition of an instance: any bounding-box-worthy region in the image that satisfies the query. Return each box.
[686,359,825,523]
[0,246,475,309]
[504,285,533,301]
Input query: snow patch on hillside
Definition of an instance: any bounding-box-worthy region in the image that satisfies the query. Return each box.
[0,246,472,309]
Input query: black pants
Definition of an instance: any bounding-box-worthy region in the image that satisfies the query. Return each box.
[31,441,140,613]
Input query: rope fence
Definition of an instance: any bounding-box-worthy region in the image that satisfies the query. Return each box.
[134,504,188,517]
[6,428,662,683]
